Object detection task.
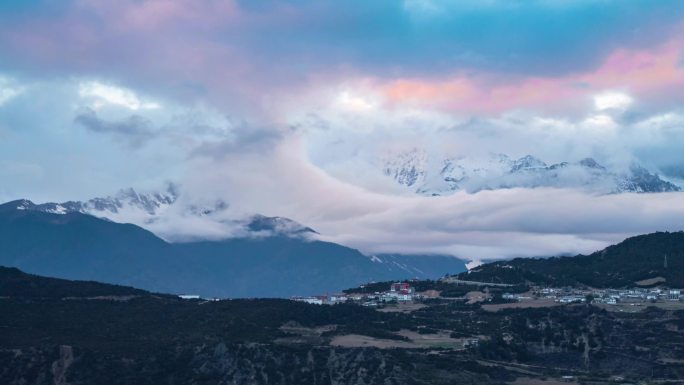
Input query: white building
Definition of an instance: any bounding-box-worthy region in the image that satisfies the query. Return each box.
[668,289,681,301]
[291,296,324,305]
[557,295,585,304]
[329,294,349,303]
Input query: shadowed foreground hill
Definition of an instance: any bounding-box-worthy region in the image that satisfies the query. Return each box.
[1,267,683,384]
[0,200,466,297]
[0,266,150,299]
[0,267,515,384]
[459,231,684,287]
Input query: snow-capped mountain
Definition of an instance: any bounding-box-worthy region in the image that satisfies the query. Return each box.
[383,151,681,195]
[27,184,180,217]
[16,185,315,239]
[382,149,427,188]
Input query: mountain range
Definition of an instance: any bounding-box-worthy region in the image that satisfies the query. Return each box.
[0,199,466,297]
[382,150,681,195]
[29,185,179,216]
[18,185,319,239]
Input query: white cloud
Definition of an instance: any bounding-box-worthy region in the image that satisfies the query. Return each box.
[334,90,378,112]
[593,91,633,111]
[174,134,684,263]
[582,113,617,133]
[0,76,24,106]
[4,74,684,264]
[78,81,161,111]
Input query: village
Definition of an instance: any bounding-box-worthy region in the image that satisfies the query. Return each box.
[291,280,684,310]
[506,286,682,305]
[291,281,420,306]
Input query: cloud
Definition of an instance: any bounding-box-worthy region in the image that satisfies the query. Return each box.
[78,81,161,111]
[158,134,684,263]
[0,1,682,118]
[74,109,156,148]
[0,75,257,201]
[363,41,684,115]
[190,125,283,160]
[0,76,24,106]
[0,1,683,262]
[593,91,633,111]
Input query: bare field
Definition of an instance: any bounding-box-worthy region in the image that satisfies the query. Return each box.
[330,334,420,349]
[275,322,336,345]
[482,298,559,312]
[330,329,468,349]
[465,291,488,304]
[634,276,667,286]
[377,302,427,313]
[508,377,579,385]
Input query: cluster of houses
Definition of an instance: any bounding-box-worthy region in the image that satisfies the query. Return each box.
[502,287,682,305]
[291,282,419,306]
[290,294,354,306]
[593,288,682,304]
[293,280,684,308]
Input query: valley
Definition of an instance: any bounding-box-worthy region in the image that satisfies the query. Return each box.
[0,199,466,298]
[1,231,684,384]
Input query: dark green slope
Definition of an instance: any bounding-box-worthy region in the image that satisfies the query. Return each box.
[460,231,684,287]
[0,266,149,299]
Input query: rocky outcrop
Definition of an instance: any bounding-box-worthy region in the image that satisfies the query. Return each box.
[51,345,73,385]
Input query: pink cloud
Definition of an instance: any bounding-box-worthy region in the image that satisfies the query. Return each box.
[378,38,684,114]
[75,0,241,31]
[1,1,682,120]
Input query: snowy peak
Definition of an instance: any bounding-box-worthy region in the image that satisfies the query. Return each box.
[0,199,72,215]
[510,155,547,172]
[616,165,680,193]
[10,185,316,240]
[13,199,36,210]
[81,184,179,215]
[383,152,681,195]
[0,199,37,213]
[382,148,427,187]
[15,184,181,219]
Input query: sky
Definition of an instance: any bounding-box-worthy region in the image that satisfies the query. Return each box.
[1,0,684,261]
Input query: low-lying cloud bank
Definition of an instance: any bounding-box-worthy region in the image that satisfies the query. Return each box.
[154,135,684,264]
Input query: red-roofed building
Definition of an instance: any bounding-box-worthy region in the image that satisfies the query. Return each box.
[390,282,413,294]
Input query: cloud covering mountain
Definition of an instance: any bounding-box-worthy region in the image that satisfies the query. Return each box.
[1,1,684,262]
[380,151,679,195]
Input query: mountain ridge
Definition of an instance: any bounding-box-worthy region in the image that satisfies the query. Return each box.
[382,151,681,196]
[0,265,153,299]
[0,199,466,297]
[15,187,325,241]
